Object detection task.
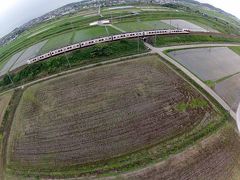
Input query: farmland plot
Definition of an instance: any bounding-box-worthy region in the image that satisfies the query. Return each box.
[10,40,48,71]
[73,26,119,43]
[215,73,240,112]
[115,20,174,32]
[7,55,217,177]
[115,124,240,180]
[168,47,240,81]
[0,50,24,77]
[161,19,208,32]
[39,32,73,54]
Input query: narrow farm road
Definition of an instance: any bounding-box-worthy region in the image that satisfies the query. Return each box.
[144,42,238,125]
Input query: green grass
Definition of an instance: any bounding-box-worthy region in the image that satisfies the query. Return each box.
[176,98,209,112]
[229,46,240,56]
[153,34,240,47]
[1,8,239,72]
[39,32,73,54]
[0,15,100,66]
[0,39,147,90]
[176,102,188,112]
[205,80,216,89]
[114,20,174,32]
[73,26,119,43]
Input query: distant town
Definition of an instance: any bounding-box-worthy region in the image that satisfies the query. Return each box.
[0,0,235,46]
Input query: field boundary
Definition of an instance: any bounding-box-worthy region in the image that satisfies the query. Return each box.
[0,89,23,180]
[0,52,153,97]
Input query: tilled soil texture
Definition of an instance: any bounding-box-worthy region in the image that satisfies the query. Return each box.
[7,55,216,176]
[113,123,240,180]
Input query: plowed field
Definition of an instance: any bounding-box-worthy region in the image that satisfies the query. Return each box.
[106,123,240,180]
[7,55,219,177]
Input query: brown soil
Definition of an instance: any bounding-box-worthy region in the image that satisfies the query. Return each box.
[7,55,215,174]
[109,123,240,180]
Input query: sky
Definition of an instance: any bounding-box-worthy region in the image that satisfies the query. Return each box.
[0,0,240,38]
[0,0,80,37]
[198,0,240,19]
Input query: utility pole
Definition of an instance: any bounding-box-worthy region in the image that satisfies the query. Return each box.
[105,25,109,35]
[138,35,140,52]
[64,52,71,68]
[7,72,14,86]
[154,24,157,45]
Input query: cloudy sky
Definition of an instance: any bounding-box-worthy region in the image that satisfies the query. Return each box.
[0,0,240,38]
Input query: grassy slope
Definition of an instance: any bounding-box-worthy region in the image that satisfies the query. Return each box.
[0,90,22,180]
[0,92,13,126]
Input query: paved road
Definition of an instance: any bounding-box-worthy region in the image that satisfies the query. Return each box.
[144,42,238,125]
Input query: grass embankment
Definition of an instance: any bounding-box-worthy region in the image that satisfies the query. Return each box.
[153,34,240,47]
[0,90,22,180]
[0,39,147,91]
[0,91,14,172]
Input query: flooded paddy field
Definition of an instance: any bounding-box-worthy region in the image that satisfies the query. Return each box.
[0,50,24,77]
[161,19,208,32]
[168,47,240,81]
[215,73,240,112]
[10,40,47,71]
